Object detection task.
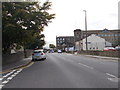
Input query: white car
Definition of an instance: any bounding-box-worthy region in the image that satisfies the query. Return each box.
[32,49,46,61]
[58,50,62,53]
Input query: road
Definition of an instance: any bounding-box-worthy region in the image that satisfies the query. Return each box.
[2,53,118,88]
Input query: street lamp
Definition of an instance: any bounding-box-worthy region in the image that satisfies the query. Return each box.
[83,10,88,51]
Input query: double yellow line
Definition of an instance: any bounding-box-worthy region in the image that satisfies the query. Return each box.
[0,61,34,74]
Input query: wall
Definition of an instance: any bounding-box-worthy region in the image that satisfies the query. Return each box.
[77,50,120,58]
[2,49,33,65]
[83,34,106,50]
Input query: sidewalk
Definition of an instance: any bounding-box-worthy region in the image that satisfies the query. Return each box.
[2,56,32,71]
[74,53,119,61]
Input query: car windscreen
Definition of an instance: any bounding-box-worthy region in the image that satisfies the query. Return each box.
[34,51,41,53]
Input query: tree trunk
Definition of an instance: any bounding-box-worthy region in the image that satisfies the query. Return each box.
[24,46,27,58]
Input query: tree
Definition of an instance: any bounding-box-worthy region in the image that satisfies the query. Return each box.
[26,34,45,49]
[49,44,56,49]
[2,1,55,54]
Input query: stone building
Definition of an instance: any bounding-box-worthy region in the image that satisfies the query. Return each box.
[56,36,74,51]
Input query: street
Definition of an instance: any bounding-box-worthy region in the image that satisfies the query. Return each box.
[2,53,118,88]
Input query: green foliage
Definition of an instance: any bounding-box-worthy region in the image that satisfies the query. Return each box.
[49,44,56,49]
[2,1,55,53]
[26,34,45,49]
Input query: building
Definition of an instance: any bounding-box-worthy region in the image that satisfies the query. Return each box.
[56,28,120,51]
[75,34,112,51]
[74,29,120,46]
[56,36,74,51]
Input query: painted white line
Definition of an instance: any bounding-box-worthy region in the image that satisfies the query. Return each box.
[16,69,22,73]
[0,85,4,89]
[7,77,13,80]
[106,73,117,78]
[2,80,9,84]
[0,78,2,81]
[106,73,118,82]
[11,74,16,77]
[14,72,19,75]
[108,78,118,82]
[3,70,16,78]
[78,63,94,69]
[1,69,23,88]
[13,69,22,75]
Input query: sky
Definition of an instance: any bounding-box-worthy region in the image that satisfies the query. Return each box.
[41,0,119,48]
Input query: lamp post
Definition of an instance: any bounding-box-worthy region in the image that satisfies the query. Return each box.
[83,10,88,51]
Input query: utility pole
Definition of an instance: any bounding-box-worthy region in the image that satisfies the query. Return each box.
[83,10,88,51]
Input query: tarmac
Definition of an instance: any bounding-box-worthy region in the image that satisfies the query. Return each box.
[2,53,119,73]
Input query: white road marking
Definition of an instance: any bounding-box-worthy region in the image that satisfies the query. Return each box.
[14,72,19,75]
[7,77,13,80]
[3,70,16,78]
[2,69,23,88]
[16,69,22,73]
[2,80,9,84]
[108,78,118,82]
[78,63,94,69]
[0,85,4,89]
[106,73,118,82]
[11,74,16,77]
[0,78,2,81]
[106,73,117,78]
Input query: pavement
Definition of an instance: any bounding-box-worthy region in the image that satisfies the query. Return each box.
[2,56,32,72]
[2,53,118,88]
[74,54,119,61]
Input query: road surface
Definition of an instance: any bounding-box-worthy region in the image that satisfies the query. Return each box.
[2,53,118,88]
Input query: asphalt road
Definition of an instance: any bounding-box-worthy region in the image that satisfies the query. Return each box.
[2,53,118,88]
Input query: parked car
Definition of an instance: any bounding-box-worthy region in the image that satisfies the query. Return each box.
[32,49,46,61]
[115,46,120,51]
[103,47,116,51]
[58,49,62,53]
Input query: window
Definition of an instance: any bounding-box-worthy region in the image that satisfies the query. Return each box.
[98,34,100,36]
[57,38,59,40]
[108,34,111,37]
[60,41,62,43]
[101,34,104,37]
[105,34,107,36]
[87,42,91,44]
[115,34,118,36]
[85,42,91,44]
[119,34,120,36]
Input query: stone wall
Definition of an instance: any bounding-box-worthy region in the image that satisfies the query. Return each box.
[2,49,33,65]
[77,50,120,58]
